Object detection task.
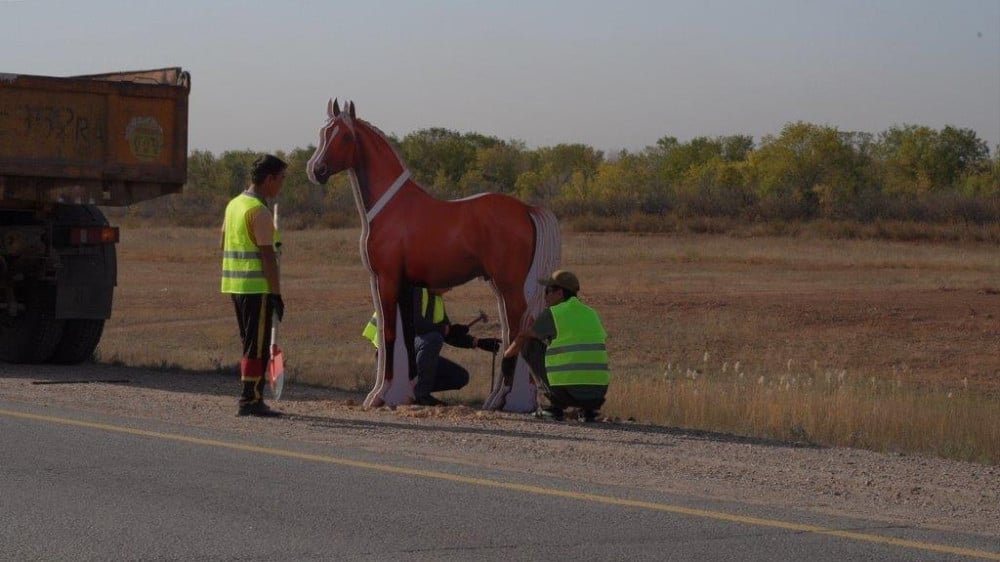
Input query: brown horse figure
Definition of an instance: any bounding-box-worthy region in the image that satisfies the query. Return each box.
[306,100,560,411]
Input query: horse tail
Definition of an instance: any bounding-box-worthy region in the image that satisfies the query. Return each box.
[483,206,562,412]
[525,207,562,326]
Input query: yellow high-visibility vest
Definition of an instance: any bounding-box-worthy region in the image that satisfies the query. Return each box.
[220,193,280,294]
[363,314,378,348]
[419,288,446,324]
[363,289,445,348]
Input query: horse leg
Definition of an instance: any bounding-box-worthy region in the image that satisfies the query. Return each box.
[506,295,544,413]
[363,277,392,408]
[483,286,540,413]
[367,277,419,408]
[364,277,417,408]
[383,280,418,405]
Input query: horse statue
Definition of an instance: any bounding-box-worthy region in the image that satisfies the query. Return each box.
[306,99,561,412]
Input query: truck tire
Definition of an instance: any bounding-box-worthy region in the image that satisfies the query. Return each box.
[46,203,116,364]
[50,319,105,364]
[0,286,65,363]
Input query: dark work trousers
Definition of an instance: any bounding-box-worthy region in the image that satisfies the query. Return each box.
[520,338,606,411]
[413,331,470,399]
[231,293,274,407]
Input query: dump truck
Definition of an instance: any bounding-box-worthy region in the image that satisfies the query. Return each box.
[0,67,190,364]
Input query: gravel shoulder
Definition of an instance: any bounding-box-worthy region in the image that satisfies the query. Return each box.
[2,363,998,540]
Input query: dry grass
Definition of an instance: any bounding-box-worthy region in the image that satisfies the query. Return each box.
[100,226,1000,464]
[611,361,999,464]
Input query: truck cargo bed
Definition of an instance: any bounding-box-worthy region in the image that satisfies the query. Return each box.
[0,67,189,206]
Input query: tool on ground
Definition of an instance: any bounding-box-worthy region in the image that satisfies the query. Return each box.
[267,202,285,400]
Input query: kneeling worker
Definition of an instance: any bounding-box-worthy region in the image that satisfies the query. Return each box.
[504,270,609,422]
[363,286,501,406]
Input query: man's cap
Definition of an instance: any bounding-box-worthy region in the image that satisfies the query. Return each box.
[538,269,580,293]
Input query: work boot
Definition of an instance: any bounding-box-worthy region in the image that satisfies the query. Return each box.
[533,406,564,421]
[414,395,446,406]
[237,401,283,417]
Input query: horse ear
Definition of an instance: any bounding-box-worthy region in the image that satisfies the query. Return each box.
[329,98,340,117]
[348,101,356,119]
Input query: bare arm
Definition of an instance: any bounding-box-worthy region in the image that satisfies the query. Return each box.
[503,328,539,359]
[504,309,555,358]
[259,245,281,294]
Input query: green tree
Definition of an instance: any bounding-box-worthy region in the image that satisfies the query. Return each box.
[516,143,603,203]
[399,128,503,196]
[644,135,752,188]
[278,146,337,225]
[676,159,754,218]
[185,150,224,195]
[876,125,989,193]
[218,151,258,196]
[582,152,657,215]
[721,135,755,162]
[460,140,528,194]
[748,122,873,218]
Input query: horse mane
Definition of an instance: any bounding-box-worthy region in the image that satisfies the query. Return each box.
[354,118,410,174]
[354,117,443,201]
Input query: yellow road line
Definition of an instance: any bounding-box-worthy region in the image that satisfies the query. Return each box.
[3,408,998,560]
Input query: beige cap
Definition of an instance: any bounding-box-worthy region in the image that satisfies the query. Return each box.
[538,269,580,293]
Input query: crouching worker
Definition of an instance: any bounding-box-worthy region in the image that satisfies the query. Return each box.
[363,286,501,406]
[504,270,609,422]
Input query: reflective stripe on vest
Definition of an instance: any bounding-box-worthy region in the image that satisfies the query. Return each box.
[221,193,280,294]
[545,298,609,387]
[363,314,379,348]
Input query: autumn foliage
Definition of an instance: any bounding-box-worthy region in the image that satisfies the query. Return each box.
[111,121,999,238]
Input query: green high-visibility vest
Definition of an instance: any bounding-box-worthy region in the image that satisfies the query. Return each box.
[363,314,378,348]
[545,297,610,387]
[221,193,281,294]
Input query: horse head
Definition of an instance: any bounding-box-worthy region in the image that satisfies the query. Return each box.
[306,98,358,185]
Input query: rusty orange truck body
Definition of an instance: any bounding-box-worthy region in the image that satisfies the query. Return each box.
[0,68,190,363]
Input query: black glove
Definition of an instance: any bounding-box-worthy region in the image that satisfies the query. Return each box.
[269,294,285,322]
[449,323,469,337]
[476,338,502,353]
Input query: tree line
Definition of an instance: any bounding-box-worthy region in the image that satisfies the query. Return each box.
[116,121,1000,235]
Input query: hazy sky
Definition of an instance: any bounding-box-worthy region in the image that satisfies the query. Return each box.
[2,0,998,155]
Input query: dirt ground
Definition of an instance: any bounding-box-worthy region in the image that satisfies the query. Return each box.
[2,227,999,540]
[1,362,997,541]
[96,228,1000,396]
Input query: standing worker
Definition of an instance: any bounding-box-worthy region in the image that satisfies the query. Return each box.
[504,270,609,422]
[221,154,288,417]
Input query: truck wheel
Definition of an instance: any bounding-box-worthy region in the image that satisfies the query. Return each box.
[50,319,106,364]
[0,286,65,363]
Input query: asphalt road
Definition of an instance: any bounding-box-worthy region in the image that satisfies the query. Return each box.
[1,401,997,562]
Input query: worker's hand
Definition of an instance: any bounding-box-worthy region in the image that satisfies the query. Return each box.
[449,323,469,337]
[268,294,285,322]
[476,338,502,353]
